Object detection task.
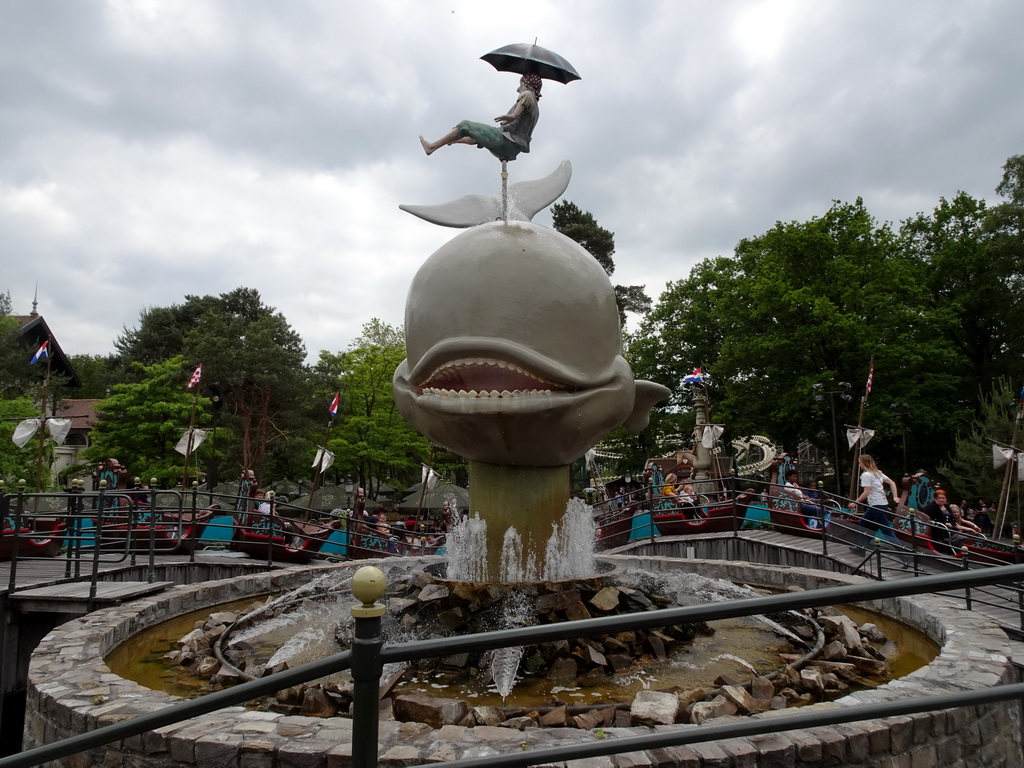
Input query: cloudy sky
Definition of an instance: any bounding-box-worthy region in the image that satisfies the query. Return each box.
[3,1,1022,363]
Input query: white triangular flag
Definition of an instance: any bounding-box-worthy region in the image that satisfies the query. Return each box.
[46,418,72,445]
[12,419,41,448]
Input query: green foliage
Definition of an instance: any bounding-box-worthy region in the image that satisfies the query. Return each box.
[939,378,1021,504]
[552,200,652,327]
[311,320,431,496]
[117,287,312,481]
[68,354,122,399]
[83,357,213,486]
[0,397,42,484]
[628,198,968,475]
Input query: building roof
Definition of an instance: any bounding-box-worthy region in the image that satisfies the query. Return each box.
[13,314,81,387]
[56,399,103,430]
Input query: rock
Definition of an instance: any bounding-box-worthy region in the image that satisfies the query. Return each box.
[417,583,450,602]
[859,622,887,644]
[393,695,469,728]
[441,653,470,668]
[819,615,862,650]
[589,586,622,612]
[677,688,706,708]
[573,708,606,730]
[193,656,219,679]
[437,607,467,631]
[713,674,742,688]
[769,695,788,710]
[379,666,406,699]
[822,640,848,661]
[750,676,775,702]
[587,645,608,667]
[410,570,435,589]
[536,589,582,613]
[606,653,633,672]
[647,633,667,660]
[472,706,504,727]
[212,666,242,685]
[631,690,680,726]
[689,696,737,724]
[546,656,578,684]
[208,611,238,626]
[177,628,207,654]
[300,687,338,718]
[719,685,761,715]
[500,716,537,730]
[807,661,858,679]
[388,597,418,613]
[848,655,886,675]
[539,706,567,726]
[799,668,825,694]
[275,686,304,705]
[564,602,593,621]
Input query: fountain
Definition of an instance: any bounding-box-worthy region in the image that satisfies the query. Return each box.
[20,47,1024,766]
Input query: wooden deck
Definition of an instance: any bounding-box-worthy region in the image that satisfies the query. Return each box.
[9,581,176,614]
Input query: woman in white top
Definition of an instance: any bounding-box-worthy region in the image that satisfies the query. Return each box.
[848,454,901,544]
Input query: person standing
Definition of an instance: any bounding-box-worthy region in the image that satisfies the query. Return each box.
[847,454,902,551]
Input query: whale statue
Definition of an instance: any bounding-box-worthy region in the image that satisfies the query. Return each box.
[393,219,669,467]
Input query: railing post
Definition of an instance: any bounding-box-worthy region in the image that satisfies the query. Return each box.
[350,566,387,768]
[189,479,200,565]
[908,510,919,575]
[266,490,276,569]
[1014,535,1023,633]
[874,537,883,580]
[730,475,739,540]
[90,480,108,609]
[7,480,25,593]
[961,546,972,611]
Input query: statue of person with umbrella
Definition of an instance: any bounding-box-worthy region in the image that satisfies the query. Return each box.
[419,42,580,162]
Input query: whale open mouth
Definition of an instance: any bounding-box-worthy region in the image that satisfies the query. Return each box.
[418,358,573,398]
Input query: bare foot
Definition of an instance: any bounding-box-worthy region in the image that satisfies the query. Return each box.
[419,136,435,156]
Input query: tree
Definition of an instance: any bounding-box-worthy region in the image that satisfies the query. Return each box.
[68,354,122,399]
[116,288,313,481]
[939,378,1021,506]
[628,199,959,474]
[83,357,214,486]
[552,201,652,326]
[311,321,431,497]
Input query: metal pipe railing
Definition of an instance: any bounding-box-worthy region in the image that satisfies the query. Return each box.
[4,562,1024,768]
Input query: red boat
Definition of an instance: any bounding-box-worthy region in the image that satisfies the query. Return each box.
[229,511,342,563]
[652,499,736,536]
[0,517,66,560]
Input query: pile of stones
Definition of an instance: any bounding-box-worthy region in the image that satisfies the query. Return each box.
[170,574,893,730]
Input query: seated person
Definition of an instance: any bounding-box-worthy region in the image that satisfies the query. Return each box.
[781,470,826,525]
[660,473,698,517]
[950,504,983,536]
[920,490,957,550]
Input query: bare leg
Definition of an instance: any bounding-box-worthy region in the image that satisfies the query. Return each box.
[420,129,474,155]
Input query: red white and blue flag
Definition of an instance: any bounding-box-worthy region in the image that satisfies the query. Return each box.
[328,393,340,417]
[30,341,49,364]
[187,364,202,389]
[865,363,874,397]
[683,367,703,385]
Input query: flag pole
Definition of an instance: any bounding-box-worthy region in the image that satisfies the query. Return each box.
[308,409,337,517]
[994,395,1024,538]
[181,390,199,490]
[847,358,873,499]
[34,352,52,495]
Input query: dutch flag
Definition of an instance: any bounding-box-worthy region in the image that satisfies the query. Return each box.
[30,341,49,364]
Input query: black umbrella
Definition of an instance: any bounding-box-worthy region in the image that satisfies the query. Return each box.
[481,43,581,84]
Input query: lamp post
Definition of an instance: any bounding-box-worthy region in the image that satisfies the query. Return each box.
[814,382,852,494]
[890,402,910,475]
[345,476,354,510]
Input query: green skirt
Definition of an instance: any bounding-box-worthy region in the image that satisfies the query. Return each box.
[456,120,522,161]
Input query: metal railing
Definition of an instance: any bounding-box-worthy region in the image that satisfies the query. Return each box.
[2,563,1024,768]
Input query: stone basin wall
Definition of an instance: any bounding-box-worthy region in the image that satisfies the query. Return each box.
[24,556,1023,767]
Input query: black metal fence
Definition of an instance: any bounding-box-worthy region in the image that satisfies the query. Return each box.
[2,563,1024,768]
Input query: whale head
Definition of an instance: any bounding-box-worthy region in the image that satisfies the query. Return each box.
[393,221,669,467]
